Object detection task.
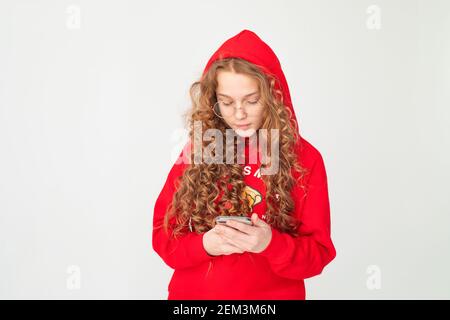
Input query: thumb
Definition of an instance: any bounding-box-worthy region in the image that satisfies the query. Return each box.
[251,213,265,227]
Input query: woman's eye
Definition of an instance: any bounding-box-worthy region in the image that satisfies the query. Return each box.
[247,98,260,105]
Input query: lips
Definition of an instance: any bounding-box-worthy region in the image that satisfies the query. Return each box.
[236,124,251,130]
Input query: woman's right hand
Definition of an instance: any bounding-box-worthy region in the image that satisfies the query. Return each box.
[202,225,245,256]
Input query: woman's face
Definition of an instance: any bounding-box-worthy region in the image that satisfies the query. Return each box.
[215,70,265,137]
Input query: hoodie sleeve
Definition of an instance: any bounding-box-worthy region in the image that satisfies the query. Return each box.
[259,152,336,280]
[152,149,214,270]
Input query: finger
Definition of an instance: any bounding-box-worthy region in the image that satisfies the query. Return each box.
[222,244,244,254]
[222,235,246,251]
[229,244,245,254]
[217,230,252,251]
[225,219,255,235]
[216,225,249,244]
[251,213,267,227]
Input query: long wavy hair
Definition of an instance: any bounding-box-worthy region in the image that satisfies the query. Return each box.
[163,57,310,238]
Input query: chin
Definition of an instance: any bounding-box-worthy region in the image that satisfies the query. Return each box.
[234,127,257,138]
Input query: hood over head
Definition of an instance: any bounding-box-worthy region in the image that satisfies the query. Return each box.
[202,29,301,139]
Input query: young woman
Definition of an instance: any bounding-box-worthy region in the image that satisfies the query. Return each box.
[152,29,336,300]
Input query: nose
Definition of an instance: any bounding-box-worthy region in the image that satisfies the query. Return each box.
[234,102,247,120]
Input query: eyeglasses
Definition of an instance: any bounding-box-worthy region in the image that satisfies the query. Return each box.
[211,98,263,119]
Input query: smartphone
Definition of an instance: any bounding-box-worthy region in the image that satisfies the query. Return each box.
[215,216,253,226]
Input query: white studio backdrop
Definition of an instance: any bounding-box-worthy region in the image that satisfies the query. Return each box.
[0,0,449,299]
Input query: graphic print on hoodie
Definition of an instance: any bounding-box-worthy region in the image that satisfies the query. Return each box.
[152,29,336,300]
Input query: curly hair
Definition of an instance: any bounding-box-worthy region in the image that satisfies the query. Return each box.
[163,57,310,238]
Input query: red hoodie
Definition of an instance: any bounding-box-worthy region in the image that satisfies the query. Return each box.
[152,29,336,300]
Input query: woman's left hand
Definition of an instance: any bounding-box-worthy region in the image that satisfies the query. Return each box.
[214,213,272,253]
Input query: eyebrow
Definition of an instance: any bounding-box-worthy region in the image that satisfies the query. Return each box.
[216,91,259,99]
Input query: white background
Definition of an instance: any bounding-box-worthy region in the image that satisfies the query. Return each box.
[0,0,449,299]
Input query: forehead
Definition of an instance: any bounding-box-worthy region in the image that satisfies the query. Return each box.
[216,71,259,99]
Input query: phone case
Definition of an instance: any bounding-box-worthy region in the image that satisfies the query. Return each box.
[215,216,253,225]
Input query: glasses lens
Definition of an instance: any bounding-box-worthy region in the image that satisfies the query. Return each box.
[213,101,224,118]
[213,99,262,118]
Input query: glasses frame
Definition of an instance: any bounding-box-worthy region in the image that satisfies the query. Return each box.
[211,98,263,119]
